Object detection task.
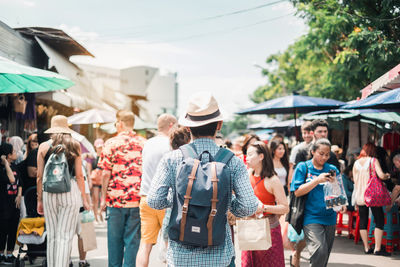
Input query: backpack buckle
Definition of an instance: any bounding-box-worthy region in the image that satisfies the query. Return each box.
[182,205,189,213]
[210,209,217,216]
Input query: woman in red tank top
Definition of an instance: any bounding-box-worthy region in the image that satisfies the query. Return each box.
[241,141,289,267]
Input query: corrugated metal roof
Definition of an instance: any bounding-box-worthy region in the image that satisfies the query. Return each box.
[14,27,94,58]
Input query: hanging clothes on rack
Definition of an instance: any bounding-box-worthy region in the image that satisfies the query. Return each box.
[382,131,400,153]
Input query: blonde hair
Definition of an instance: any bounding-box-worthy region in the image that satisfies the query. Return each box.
[157,114,177,133]
[118,110,135,128]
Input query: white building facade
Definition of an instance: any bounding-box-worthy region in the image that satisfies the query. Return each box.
[78,63,178,125]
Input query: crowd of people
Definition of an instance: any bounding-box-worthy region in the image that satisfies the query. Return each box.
[0,91,399,267]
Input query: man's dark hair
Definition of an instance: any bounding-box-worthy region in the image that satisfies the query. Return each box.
[301,121,313,132]
[310,119,329,131]
[170,126,191,150]
[224,140,232,149]
[189,122,219,137]
[0,143,13,157]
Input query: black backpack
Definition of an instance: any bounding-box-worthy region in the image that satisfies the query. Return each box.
[168,143,234,247]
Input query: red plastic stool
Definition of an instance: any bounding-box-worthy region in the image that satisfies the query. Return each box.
[336,211,356,238]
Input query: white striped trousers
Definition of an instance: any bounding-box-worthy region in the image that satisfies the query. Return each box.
[43,180,80,267]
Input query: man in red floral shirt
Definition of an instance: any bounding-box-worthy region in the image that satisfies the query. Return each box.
[99,110,146,267]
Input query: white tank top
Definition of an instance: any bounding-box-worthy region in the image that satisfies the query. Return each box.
[275,167,287,186]
[353,157,373,206]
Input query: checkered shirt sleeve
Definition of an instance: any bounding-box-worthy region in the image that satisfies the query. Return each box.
[147,138,258,267]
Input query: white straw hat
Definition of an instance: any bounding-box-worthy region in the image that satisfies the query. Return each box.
[44,115,74,134]
[178,92,224,127]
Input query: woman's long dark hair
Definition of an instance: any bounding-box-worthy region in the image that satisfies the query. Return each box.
[25,133,38,158]
[51,133,80,163]
[269,140,289,186]
[269,140,289,173]
[249,141,276,180]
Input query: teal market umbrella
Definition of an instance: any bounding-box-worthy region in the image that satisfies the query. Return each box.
[302,109,400,124]
[0,56,74,94]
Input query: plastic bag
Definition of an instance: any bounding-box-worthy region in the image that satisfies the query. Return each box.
[287,223,304,243]
[81,210,95,223]
[323,173,348,211]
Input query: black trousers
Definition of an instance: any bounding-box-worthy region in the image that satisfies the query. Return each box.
[358,205,384,230]
[0,209,20,252]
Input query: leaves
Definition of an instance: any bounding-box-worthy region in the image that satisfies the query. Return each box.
[252,0,400,102]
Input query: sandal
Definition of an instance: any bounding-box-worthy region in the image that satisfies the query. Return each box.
[289,255,295,267]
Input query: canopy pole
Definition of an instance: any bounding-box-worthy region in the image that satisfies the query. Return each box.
[358,116,362,148]
[294,108,299,142]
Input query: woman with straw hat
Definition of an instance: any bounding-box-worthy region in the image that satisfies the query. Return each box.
[36,115,90,267]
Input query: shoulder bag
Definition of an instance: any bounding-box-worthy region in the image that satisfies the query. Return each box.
[364,158,391,207]
[286,162,308,235]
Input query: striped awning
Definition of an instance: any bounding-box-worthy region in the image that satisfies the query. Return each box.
[361,63,400,99]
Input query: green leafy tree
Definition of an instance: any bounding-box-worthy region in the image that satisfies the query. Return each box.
[220,115,254,137]
[252,0,400,103]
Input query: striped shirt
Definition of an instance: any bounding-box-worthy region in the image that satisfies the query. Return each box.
[147,138,258,267]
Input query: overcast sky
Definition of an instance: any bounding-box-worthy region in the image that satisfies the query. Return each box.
[1,0,307,119]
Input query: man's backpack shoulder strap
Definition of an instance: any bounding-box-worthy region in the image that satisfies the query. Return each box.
[214,147,234,165]
[179,143,198,159]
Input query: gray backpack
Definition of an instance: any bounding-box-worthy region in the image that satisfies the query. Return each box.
[168,143,234,247]
[43,144,72,193]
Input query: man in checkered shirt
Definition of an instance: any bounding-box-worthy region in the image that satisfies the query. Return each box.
[147,92,260,267]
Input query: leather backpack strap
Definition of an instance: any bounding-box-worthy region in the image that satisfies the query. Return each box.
[179,159,200,242]
[206,162,219,246]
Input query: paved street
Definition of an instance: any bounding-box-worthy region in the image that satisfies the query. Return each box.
[74,222,400,267]
[7,221,399,267]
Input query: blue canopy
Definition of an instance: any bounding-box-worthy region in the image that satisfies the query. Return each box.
[237,95,345,115]
[301,109,400,124]
[342,88,400,110]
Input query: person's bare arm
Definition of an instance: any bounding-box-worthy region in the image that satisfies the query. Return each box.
[36,142,50,215]
[1,156,15,184]
[86,163,93,189]
[74,157,84,194]
[263,176,289,215]
[36,142,50,202]
[391,185,400,206]
[16,186,22,208]
[288,163,294,189]
[100,170,111,211]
